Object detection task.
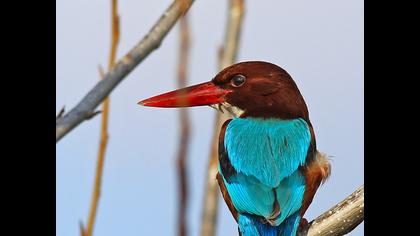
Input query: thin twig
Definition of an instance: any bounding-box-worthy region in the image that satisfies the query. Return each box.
[83,1,119,236]
[56,0,195,142]
[298,185,364,236]
[86,110,102,120]
[176,13,191,236]
[79,221,87,236]
[56,106,65,120]
[200,1,245,236]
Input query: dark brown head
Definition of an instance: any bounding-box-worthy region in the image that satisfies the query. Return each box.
[211,61,309,121]
[139,61,310,122]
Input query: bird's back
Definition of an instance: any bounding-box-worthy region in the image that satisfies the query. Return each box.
[218,118,313,236]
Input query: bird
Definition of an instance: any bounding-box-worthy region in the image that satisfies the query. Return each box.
[138,61,331,236]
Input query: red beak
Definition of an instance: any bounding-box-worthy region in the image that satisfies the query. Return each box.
[138,82,232,107]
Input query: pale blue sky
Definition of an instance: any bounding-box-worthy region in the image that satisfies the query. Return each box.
[56,0,364,235]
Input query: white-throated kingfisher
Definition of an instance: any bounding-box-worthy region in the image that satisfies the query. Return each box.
[139,61,331,236]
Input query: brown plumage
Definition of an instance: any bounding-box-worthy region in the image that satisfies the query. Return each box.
[300,152,331,217]
[212,61,310,121]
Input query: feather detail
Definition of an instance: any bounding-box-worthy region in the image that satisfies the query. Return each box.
[216,172,239,221]
[300,151,331,216]
[224,118,311,187]
[219,117,311,229]
[272,171,305,226]
[221,171,276,218]
[238,212,302,236]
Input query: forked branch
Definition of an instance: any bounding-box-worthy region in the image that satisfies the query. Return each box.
[56,0,195,142]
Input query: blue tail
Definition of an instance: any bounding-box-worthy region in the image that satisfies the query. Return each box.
[238,213,301,236]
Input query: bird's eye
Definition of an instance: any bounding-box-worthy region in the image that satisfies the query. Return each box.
[230,74,246,87]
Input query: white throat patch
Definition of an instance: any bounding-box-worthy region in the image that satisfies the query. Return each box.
[209,102,245,118]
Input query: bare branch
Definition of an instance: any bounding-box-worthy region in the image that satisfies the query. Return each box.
[176,13,192,236]
[56,0,195,142]
[83,1,119,236]
[200,1,245,236]
[298,185,364,236]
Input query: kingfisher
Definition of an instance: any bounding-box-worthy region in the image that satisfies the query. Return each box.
[139,61,331,236]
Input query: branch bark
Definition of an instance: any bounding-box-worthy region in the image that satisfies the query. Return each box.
[176,13,191,236]
[298,185,364,236]
[200,1,245,236]
[83,1,120,236]
[56,0,195,142]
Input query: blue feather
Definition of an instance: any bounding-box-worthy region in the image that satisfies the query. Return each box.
[277,212,301,236]
[219,170,275,218]
[238,212,301,236]
[273,171,306,225]
[224,118,311,187]
[238,214,265,236]
[219,118,311,234]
